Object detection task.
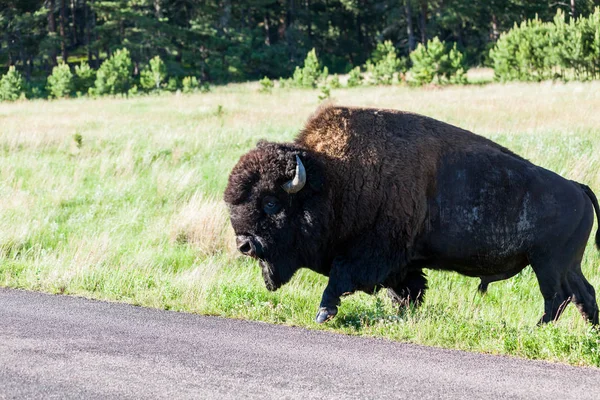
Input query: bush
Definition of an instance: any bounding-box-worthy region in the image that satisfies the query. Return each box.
[182,76,199,93]
[318,84,330,101]
[347,66,363,87]
[166,77,179,91]
[74,62,96,95]
[577,8,600,80]
[447,43,468,84]
[46,62,73,98]
[366,41,406,85]
[0,66,25,101]
[490,8,600,82]
[259,76,274,93]
[409,37,466,85]
[329,74,342,89]
[409,37,445,84]
[140,56,167,91]
[489,29,521,82]
[128,84,139,96]
[94,48,133,95]
[320,66,329,84]
[489,17,554,82]
[291,49,328,88]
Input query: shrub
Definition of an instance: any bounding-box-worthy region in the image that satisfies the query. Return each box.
[551,8,600,81]
[73,133,83,148]
[166,77,179,91]
[0,66,25,101]
[329,74,342,88]
[140,56,167,91]
[182,76,199,93]
[74,62,96,95]
[94,48,133,95]
[259,76,274,93]
[320,66,329,83]
[490,8,600,82]
[447,43,468,84]
[291,49,328,88]
[579,8,600,80]
[366,41,406,85]
[409,37,466,85]
[347,66,363,87]
[46,62,73,98]
[409,37,446,84]
[128,84,139,96]
[489,27,522,82]
[550,10,580,81]
[489,17,554,82]
[318,84,330,101]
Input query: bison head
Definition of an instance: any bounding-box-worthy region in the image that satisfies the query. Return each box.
[224,141,328,291]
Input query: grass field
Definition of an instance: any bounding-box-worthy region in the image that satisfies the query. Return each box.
[1,80,599,366]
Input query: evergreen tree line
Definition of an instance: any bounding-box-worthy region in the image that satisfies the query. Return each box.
[491,8,600,81]
[2,0,600,101]
[3,0,599,83]
[0,35,468,101]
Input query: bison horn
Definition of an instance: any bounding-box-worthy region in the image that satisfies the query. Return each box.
[282,155,306,194]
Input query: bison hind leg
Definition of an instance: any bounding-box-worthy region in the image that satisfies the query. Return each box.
[532,203,596,325]
[387,270,428,308]
[569,267,599,325]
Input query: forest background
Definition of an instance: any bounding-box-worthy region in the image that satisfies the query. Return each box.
[3,0,600,86]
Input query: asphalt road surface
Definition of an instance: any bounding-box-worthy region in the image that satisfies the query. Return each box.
[1,288,599,399]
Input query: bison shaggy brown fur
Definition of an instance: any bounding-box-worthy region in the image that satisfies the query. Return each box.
[224,105,600,325]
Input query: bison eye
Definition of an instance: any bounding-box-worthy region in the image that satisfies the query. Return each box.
[262,196,281,215]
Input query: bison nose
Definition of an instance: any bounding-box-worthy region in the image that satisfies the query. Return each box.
[236,236,256,257]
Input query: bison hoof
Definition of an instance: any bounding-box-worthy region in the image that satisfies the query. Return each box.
[315,306,338,324]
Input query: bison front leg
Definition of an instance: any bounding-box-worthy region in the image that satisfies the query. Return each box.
[315,261,354,323]
[315,253,393,324]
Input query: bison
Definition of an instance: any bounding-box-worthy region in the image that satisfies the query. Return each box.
[224,105,600,325]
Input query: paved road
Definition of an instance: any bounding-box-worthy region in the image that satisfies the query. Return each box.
[1,288,599,399]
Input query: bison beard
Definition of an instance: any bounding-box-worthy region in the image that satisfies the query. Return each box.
[224,105,600,326]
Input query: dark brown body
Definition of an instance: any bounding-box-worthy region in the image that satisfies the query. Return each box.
[225,105,600,325]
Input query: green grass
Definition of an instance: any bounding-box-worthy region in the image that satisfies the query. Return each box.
[1,81,600,366]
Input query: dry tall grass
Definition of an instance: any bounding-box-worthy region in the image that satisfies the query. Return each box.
[170,193,236,257]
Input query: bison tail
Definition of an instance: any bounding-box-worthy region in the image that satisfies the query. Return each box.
[580,183,600,250]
